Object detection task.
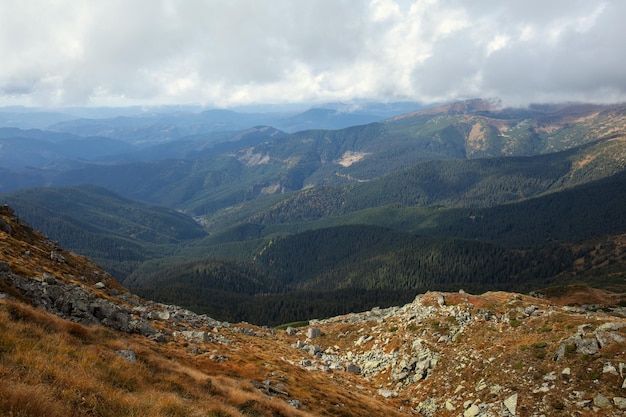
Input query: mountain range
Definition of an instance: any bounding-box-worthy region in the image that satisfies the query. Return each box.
[1,99,626,324]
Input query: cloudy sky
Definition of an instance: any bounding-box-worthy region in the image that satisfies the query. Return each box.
[1,0,625,108]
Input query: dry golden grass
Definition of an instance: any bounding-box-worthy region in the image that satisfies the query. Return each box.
[0,299,331,417]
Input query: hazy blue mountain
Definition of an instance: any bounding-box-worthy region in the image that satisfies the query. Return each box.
[0,127,134,169]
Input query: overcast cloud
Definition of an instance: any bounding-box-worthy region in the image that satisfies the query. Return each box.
[1,0,625,108]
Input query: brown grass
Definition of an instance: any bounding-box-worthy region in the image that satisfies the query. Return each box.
[0,381,66,417]
[0,299,328,417]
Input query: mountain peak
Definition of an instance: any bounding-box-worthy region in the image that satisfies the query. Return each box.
[392,98,500,120]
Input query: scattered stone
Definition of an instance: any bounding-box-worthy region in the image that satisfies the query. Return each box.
[543,371,557,381]
[463,403,480,417]
[292,340,306,349]
[50,251,66,263]
[614,397,626,410]
[503,393,518,416]
[437,294,445,306]
[155,311,171,320]
[150,332,170,343]
[561,367,571,379]
[345,363,361,374]
[475,378,487,391]
[94,281,106,289]
[593,393,612,408]
[181,330,208,343]
[306,327,321,339]
[445,399,456,411]
[377,389,397,398]
[285,326,296,336]
[115,349,136,362]
[523,305,539,316]
[603,363,618,375]
[416,397,437,417]
[287,399,301,409]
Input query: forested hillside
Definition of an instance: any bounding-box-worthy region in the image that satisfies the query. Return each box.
[2,100,626,324]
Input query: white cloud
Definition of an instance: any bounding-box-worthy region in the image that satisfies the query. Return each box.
[0,0,625,107]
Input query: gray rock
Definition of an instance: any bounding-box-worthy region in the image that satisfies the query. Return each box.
[150,332,170,343]
[614,397,626,410]
[50,251,66,263]
[523,305,539,316]
[377,389,397,398]
[285,326,296,336]
[128,319,156,336]
[416,397,438,417]
[94,281,106,289]
[345,363,361,374]
[595,331,626,348]
[115,349,136,362]
[152,310,170,320]
[596,322,626,332]
[42,272,57,284]
[287,399,301,409]
[576,337,599,355]
[603,363,618,375]
[181,330,208,343]
[593,393,612,408]
[306,327,321,339]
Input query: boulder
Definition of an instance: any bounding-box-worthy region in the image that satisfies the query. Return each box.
[306,327,321,339]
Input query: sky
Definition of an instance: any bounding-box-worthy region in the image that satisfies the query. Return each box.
[1,0,625,108]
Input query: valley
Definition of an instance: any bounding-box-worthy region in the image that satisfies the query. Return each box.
[1,100,625,325]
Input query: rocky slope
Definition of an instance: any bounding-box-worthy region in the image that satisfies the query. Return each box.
[1,204,626,416]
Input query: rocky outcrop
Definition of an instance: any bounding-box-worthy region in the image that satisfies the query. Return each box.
[3,270,157,336]
[1,261,228,341]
